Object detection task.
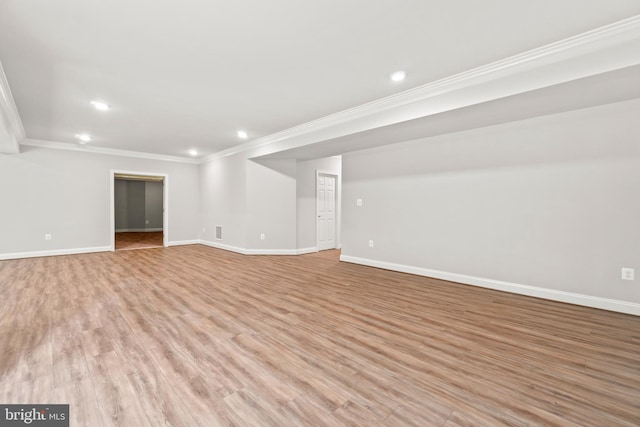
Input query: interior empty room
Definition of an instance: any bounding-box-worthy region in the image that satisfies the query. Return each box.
[1,2,639,426]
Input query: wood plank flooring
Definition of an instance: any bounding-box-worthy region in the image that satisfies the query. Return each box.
[0,245,638,426]
[115,232,163,251]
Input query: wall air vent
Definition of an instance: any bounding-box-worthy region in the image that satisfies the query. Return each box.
[215,225,223,240]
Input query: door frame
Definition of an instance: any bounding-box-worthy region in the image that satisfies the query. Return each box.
[316,170,339,251]
[110,170,169,251]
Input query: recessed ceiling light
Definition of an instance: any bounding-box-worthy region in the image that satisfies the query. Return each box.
[75,133,92,144]
[188,149,198,156]
[390,70,406,82]
[90,100,110,111]
[237,130,248,140]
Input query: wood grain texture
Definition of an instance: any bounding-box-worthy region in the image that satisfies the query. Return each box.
[0,246,638,426]
[115,232,163,251]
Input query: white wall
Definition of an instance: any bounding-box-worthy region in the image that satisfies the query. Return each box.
[296,156,342,250]
[246,159,297,250]
[199,153,247,249]
[0,146,199,257]
[200,152,300,254]
[200,153,342,254]
[341,99,640,311]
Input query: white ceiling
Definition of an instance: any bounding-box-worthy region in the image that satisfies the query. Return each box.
[1,1,640,158]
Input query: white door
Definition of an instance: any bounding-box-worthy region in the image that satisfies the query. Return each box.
[317,174,336,250]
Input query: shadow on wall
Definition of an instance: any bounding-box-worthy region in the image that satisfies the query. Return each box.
[250,158,298,178]
[344,99,640,182]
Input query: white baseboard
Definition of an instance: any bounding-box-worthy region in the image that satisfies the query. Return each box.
[296,247,318,255]
[247,246,321,255]
[0,246,112,261]
[245,248,299,255]
[0,240,199,260]
[200,240,248,255]
[199,240,318,256]
[167,240,200,247]
[115,228,163,233]
[0,241,310,260]
[339,255,640,316]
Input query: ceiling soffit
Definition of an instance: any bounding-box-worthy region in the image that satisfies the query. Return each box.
[0,60,24,154]
[227,15,640,162]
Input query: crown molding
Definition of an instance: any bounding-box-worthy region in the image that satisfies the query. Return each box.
[0,60,25,154]
[201,14,640,163]
[21,138,200,164]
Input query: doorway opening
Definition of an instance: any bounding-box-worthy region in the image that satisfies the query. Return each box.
[316,172,338,251]
[110,171,168,251]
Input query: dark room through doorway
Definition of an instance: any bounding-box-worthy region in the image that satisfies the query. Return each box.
[113,173,165,251]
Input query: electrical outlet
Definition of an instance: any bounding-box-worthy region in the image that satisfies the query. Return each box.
[356,199,363,207]
[45,234,52,241]
[260,233,266,241]
[145,219,149,224]
[369,240,374,248]
[621,268,635,281]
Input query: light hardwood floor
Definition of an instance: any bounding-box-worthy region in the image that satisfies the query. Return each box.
[0,246,638,426]
[114,232,164,251]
